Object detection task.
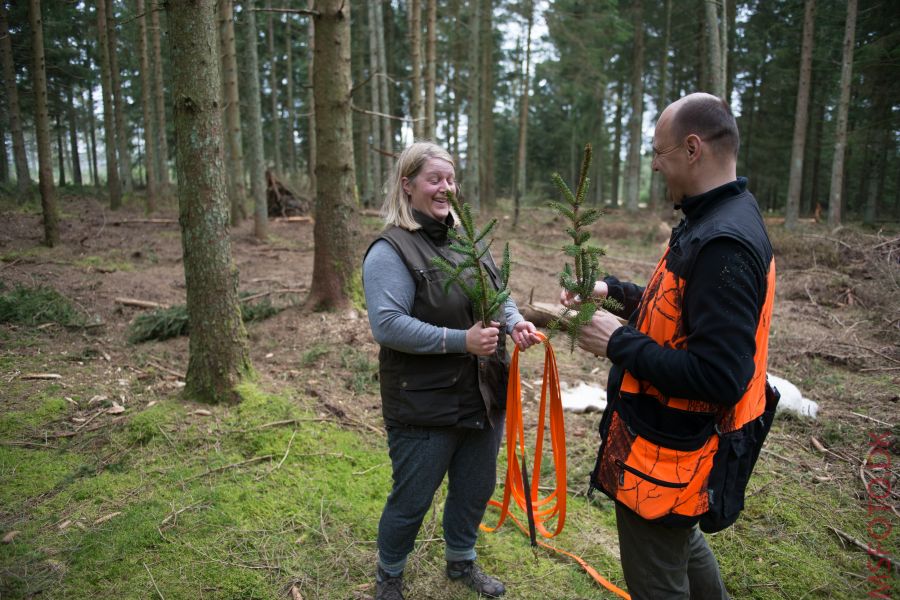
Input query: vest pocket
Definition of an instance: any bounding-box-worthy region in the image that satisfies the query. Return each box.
[596,399,720,522]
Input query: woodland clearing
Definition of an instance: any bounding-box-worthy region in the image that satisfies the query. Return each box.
[1,188,898,599]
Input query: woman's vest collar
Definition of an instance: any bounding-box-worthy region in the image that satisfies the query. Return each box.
[411,208,456,245]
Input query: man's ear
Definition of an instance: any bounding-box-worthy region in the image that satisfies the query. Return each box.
[685,134,702,163]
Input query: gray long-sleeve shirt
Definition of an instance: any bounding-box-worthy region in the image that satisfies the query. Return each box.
[363,239,525,354]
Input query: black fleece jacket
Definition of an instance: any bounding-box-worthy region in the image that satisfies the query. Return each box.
[604,179,767,407]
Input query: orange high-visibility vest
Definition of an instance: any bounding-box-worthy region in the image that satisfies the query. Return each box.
[591,186,778,532]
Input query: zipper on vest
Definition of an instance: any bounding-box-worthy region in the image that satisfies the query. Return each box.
[615,459,689,489]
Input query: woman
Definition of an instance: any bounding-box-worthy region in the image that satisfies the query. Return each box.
[363,141,539,600]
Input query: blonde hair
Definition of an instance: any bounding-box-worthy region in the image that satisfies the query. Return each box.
[381,141,456,231]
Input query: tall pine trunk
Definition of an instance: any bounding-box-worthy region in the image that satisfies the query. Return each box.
[55,111,66,186]
[150,1,170,189]
[374,0,391,175]
[306,0,316,191]
[424,0,436,140]
[243,0,268,240]
[66,84,83,186]
[266,0,282,174]
[218,0,246,224]
[137,0,157,212]
[479,0,494,208]
[651,0,671,213]
[84,86,99,188]
[308,0,359,310]
[513,0,532,227]
[704,0,724,98]
[623,0,644,213]
[785,0,815,230]
[96,0,122,209]
[466,0,481,210]
[29,0,58,246]
[409,0,423,139]
[828,0,857,227]
[285,21,296,173]
[366,0,382,192]
[611,78,623,206]
[0,118,7,184]
[0,4,32,196]
[106,4,132,194]
[167,0,250,404]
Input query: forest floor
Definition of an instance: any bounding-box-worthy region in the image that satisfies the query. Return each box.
[1,186,898,599]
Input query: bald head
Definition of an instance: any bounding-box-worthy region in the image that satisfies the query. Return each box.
[664,93,740,160]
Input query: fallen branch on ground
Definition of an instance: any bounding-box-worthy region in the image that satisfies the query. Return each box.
[827,526,899,573]
[115,297,169,309]
[184,455,274,482]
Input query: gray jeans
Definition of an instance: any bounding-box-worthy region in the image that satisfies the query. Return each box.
[616,503,730,599]
[377,420,504,576]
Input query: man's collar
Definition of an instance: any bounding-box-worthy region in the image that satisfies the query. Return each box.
[679,177,747,218]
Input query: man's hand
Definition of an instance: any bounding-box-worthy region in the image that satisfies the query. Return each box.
[577,309,622,357]
[560,280,609,308]
[510,320,541,351]
[466,321,500,356]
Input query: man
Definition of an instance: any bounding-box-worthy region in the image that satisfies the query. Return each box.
[567,93,778,599]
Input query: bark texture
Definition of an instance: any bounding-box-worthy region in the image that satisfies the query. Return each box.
[308,0,358,310]
[623,0,644,213]
[218,0,246,224]
[828,0,857,227]
[167,0,250,403]
[243,0,268,239]
[106,4,132,193]
[0,3,32,196]
[137,0,158,212]
[150,1,170,189]
[96,0,122,209]
[29,0,58,246]
[785,0,815,230]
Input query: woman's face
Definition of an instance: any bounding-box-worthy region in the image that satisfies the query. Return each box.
[402,157,456,222]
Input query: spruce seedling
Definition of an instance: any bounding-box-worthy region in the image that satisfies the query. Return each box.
[547,143,620,349]
[431,190,511,326]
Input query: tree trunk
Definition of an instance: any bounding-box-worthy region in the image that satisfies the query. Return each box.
[29,0,58,246]
[0,4,32,196]
[55,111,66,187]
[66,84,83,186]
[424,0,436,140]
[106,4,132,194]
[137,0,157,213]
[785,0,815,230]
[96,0,122,209]
[611,77,623,207]
[828,0,857,228]
[150,1,170,189]
[479,0,494,208]
[285,21,296,173]
[307,0,316,192]
[374,0,391,174]
[651,0,671,212]
[623,0,644,213]
[466,0,481,210]
[266,0,282,174]
[84,87,99,188]
[704,0,723,98]
[0,117,7,184]
[243,0,268,239]
[366,0,382,190]
[409,0,423,139]
[308,0,359,311]
[448,0,461,158]
[218,0,246,224]
[513,0,532,227]
[167,0,250,404]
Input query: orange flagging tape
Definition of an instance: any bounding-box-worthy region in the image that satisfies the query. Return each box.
[481,332,631,600]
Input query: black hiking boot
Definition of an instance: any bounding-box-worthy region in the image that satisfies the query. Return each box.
[446,560,506,597]
[375,565,404,600]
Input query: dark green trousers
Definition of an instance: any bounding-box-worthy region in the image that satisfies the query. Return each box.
[616,503,730,600]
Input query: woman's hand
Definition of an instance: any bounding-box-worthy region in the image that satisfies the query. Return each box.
[560,280,609,308]
[510,320,541,351]
[466,321,500,356]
